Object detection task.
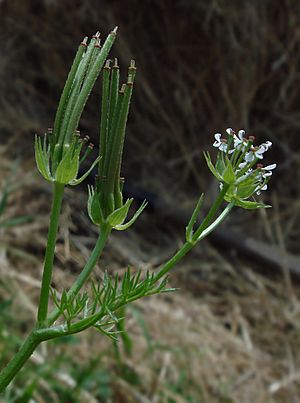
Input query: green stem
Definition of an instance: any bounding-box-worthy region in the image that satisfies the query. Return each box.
[0,331,40,392]
[153,241,193,283]
[193,183,230,239]
[37,182,65,326]
[0,224,111,391]
[195,202,234,242]
[63,195,228,334]
[154,185,231,282]
[47,223,111,326]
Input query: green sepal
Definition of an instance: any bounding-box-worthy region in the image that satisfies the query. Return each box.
[186,193,204,243]
[205,152,236,185]
[107,198,133,228]
[215,153,226,176]
[114,200,147,231]
[54,145,80,184]
[222,157,236,184]
[203,151,222,181]
[87,185,104,225]
[34,135,53,182]
[234,177,258,199]
[51,143,62,173]
[228,197,271,210]
[70,156,101,186]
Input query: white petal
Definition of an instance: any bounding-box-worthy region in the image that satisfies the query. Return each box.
[264,141,272,149]
[245,152,254,162]
[239,162,247,169]
[256,145,267,155]
[214,133,221,141]
[255,146,266,159]
[238,130,245,140]
[233,137,242,146]
[263,163,277,171]
[256,183,267,195]
[226,128,234,135]
[219,143,228,152]
[213,141,220,147]
[263,172,272,177]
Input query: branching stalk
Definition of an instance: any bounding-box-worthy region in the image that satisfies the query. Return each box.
[154,186,231,282]
[0,25,275,396]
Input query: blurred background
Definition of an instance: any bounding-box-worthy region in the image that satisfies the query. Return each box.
[1,0,300,402]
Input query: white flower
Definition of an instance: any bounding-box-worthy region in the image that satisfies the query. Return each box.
[226,128,235,136]
[213,133,222,147]
[213,133,228,152]
[254,144,267,159]
[255,163,276,194]
[238,162,247,169]
[237,162,253,179]
[219,143,228,152]
[244,152,255,163]
[256,183,268,195]
[245,144,267,162]
[261,163,276,178]
[263,141,272,150]
[262,163,276,171]
[233,129,246,150]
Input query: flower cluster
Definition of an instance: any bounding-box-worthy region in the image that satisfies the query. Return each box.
[205,128,277,209]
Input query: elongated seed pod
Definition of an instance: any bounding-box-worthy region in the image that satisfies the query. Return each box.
[103,83,124,178]
[107,58,120,135]
[64,27,118,147]
[60,34,102,146]
[53,37,87,145]
[98,60,111,183]
[107,79,134,195]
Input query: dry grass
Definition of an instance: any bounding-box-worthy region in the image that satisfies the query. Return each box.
[1,1,300,401]
[1,141,300,402]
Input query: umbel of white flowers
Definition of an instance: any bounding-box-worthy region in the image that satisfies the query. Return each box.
[204,127,277,210]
